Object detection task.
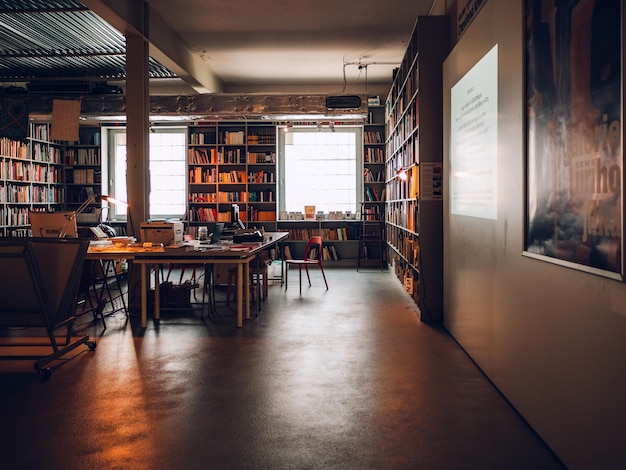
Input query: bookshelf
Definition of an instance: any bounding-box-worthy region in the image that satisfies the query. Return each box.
[63,126,102,224]
[0,123,64,237]
[279,219,360,265]
[385,16,449,321]
[187,121,277,232]
[363,105,386,205]
[358,201,386,271]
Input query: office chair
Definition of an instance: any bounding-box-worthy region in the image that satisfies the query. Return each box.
[285,236,328,294]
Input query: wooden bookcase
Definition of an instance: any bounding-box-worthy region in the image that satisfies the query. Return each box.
[187,121,277,233]
[385,16,449,321]
[0,123,64,237]
[358,201,386,271]
[360,104,387,270]
[363,105,386,205]
[279,218,360,266]
[63,126,102,224]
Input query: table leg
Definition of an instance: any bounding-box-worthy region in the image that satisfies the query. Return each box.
[245,260,251,320]
[141,263,147,328]
[154,265,161,322]
[237,263,243,327]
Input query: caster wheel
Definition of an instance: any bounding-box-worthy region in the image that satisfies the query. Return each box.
[36,366,52,379]
[86,340,97,350]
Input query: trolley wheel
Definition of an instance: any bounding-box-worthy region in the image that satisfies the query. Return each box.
[36,365,52,379]
[86,340,97,350]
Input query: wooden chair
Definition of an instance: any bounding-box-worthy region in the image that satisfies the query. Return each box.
[285,236,328,294]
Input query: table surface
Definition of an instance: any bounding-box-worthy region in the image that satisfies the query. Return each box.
[87,232,288,259]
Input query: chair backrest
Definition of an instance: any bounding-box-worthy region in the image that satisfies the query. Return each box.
[304,236,324,264]
[0,237,89,327]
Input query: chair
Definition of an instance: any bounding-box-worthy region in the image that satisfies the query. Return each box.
[225,253,271,306]
[285,236,328,294]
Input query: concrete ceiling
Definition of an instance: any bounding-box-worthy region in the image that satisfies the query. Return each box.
[86,0,438,96]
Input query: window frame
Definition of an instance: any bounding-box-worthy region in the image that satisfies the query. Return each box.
[104,125,187,221]
[277,125,363,216]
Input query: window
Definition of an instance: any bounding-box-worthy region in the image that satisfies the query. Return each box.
[106,127,187,219]
[278,126,362,215]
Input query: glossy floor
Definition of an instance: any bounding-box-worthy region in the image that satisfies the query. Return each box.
[0,267,565,469]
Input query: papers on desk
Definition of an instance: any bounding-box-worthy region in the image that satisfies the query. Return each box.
[89,239,112,247]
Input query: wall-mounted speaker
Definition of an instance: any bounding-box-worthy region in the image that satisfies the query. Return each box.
[326,95,362,109]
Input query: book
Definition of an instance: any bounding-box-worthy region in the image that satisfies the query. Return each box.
[304,205,316,220]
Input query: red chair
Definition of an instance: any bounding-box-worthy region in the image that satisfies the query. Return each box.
[285,236,328,294]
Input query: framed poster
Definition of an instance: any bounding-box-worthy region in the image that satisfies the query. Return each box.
[524,0,623,279]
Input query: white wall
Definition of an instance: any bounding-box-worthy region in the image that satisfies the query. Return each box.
[443,1,626,468]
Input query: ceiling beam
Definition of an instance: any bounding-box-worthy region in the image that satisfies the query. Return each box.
[80,0,223,94]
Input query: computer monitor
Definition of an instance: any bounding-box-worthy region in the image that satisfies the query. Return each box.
[209,222,225,244]
[230,204,245,229]
[29,211,78,238]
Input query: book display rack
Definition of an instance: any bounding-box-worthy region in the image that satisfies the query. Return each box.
[0,123,64,237]
[385,16,449,321]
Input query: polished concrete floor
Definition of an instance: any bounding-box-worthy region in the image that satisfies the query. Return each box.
[0,266,565,469]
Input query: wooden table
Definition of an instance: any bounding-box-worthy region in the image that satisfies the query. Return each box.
[87,232,288,328]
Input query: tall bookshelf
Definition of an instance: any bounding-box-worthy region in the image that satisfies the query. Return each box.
[364,105,386,205]
[63,126,102,223]
[360,104,387,270]
[0,123,64,237]
[385,16,449,321]
[187,121,277,232]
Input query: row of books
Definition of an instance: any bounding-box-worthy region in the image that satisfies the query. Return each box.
[66,168,100,184]
[248,190,274,202]
[188,207,277,223]
[387,200,419,233]
[1,161,59,183]
[0,138,28,159]
[248,170,275,183]
[283,244,340,261]
[64,148,100,165]
[31,142,62,164]
[365,186,385,202]
[1,184,61,204]
[247,132,275,145]
[189,132,217,145]
[364,168,384,182]
[364,147,384,163]
[187,148,250,164]
[220,130,245,145]
[189,131,276,146]
[30,124,50,142]
[248,152,276,163]
[284,227,357,241]
[364,131,384,144]
[188,191,275,203]
[189,167,277,185]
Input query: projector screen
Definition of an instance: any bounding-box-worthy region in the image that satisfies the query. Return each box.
[450,44,498,220]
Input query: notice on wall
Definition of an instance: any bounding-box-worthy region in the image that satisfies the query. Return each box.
[420,163,443,201]
[450,44,498,220]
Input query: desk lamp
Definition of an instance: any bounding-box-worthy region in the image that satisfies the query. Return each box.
[59,194,128,238]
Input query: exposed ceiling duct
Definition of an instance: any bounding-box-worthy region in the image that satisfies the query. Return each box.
[25,93,370,122]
